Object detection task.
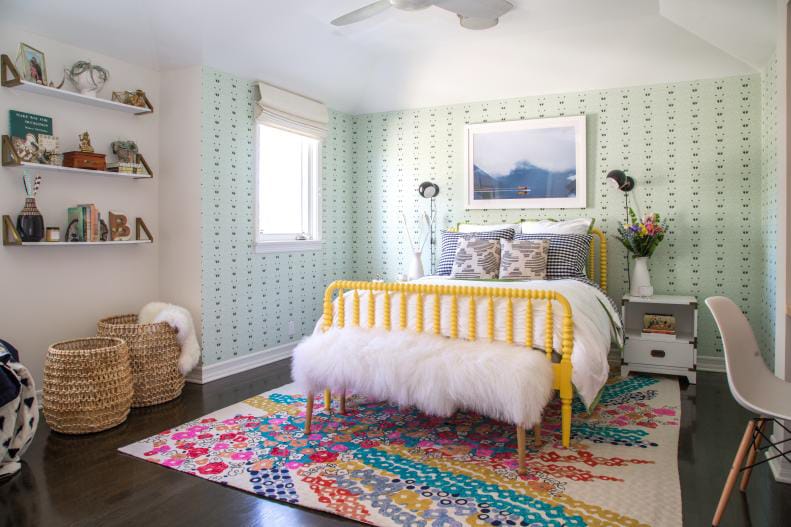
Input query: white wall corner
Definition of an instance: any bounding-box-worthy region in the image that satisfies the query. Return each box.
[185,341,296,384]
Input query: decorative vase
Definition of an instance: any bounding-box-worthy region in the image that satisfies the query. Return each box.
[407,251,425,281]
[630,256,654,297]
[17,198,44,242]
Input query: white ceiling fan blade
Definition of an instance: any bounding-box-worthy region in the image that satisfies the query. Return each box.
[434,0,513,19]
[331,0,392,26]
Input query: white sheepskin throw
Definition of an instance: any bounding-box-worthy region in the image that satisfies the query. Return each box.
[139,302,201,376]
[292,328,554,429]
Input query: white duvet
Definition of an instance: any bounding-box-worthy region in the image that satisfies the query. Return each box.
[315,276,622,408]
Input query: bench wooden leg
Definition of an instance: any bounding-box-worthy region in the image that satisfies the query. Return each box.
[339,390,346,414]
[712,419,757,526]
[739,418,766,492]
[304,392,314,434]
[516,426,526,476]
[533,423,542,447]
[324,388,332,411]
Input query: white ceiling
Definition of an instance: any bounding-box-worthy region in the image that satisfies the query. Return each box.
[0,0,777,114]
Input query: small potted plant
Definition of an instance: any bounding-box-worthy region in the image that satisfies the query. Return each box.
[616,208,667,297]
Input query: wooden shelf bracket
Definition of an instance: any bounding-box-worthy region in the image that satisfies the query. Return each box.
[2,135,22,167]
[3,215,22,246]
[136,218,153,242]
[1,54,21,87]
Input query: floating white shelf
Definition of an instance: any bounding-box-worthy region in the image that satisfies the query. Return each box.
[6,161,151,180]
[5,80,152,114]
[17,240,152,246]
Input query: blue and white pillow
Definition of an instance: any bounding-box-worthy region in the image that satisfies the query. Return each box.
[515,233,592,280]
[438,228,515,276]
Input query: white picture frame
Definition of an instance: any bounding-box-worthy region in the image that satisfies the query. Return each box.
[464,115,587,209]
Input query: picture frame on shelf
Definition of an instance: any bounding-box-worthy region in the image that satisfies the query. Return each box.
[15,43,47,85]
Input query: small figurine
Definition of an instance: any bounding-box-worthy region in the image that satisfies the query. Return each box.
[111,140,138,163]
[78,132,94,153]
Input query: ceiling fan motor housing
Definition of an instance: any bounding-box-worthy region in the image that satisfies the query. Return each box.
[390,0,434,11]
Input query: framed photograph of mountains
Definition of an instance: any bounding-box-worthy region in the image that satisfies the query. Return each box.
[464,115,587,209]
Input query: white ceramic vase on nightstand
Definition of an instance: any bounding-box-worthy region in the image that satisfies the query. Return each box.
[407,251,425,281]
[630,257,654,297]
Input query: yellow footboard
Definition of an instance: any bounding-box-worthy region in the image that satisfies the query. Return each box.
[316,280,575,449]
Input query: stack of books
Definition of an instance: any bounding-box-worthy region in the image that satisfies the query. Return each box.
[67,204,102,242]
[641,313,677,340]
[106,162,146,175]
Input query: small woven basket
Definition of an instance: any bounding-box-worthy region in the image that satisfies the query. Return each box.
[97,315,184,407]
[43,337,133,434]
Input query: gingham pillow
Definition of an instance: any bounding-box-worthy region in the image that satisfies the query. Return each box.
[514,233,592,280]
[438,228,515,276]
[499,239,549,280]
[450,238,501,279]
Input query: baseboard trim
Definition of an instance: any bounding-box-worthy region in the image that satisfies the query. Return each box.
[185,341,297,384]
[697,356,726,373]
[768,433,791,483]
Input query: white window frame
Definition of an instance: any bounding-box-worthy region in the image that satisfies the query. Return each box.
[254,123,322,254]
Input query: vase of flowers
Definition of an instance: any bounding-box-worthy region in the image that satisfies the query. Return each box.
[616,209,667,297]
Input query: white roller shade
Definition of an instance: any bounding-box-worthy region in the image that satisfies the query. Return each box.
[256,82,328,140]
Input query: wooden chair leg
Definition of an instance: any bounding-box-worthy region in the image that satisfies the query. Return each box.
[304,392,314,434]
[739,418,767,492]
[533,423,542,447]
[324,388,332,411]
[516,426,526,476]
[339,390,346,414]
[712,419,757,526]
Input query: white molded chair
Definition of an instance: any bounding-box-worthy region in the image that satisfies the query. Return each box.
[705,296,791,526]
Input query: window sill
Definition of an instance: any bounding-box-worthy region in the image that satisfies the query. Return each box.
[254,240,323,254]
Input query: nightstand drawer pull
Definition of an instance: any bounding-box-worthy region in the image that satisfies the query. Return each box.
[650,349,666,358]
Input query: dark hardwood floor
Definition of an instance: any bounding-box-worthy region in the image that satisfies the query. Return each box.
[2,365,790,527]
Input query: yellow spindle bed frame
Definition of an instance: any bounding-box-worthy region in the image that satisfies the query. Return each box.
[304,228,607,475]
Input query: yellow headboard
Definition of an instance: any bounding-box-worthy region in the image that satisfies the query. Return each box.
[588,228,607,292]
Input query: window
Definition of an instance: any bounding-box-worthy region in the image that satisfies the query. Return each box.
[255,124,321,253]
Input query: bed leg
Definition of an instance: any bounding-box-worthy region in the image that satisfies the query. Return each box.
[339,391,346,414]
[324,388,332,411]
[516,426,526,476]
[561,397,572,448]
[304,392,314,434]
[533,422,542,447]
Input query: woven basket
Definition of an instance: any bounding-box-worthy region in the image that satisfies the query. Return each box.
[43,337,133,434]
[97,314,184,407]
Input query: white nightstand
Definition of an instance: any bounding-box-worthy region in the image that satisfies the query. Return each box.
[621,295,698,384]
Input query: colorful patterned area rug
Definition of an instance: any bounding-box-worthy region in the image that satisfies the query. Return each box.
[120,376,681,526]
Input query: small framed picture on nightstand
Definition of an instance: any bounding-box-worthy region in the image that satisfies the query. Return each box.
[621,295,698,383]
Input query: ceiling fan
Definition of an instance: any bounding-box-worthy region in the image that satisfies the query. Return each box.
[331,0,514,30]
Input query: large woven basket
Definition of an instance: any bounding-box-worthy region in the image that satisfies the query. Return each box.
[43,337,133,434]
[97,314,184,407]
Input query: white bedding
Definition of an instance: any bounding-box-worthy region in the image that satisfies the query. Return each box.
[315,276,622,408]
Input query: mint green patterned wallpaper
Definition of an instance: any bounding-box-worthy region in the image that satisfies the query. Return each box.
[760,55,778,367]
[350,75,765,360]
[201,67,774,364]
[201,68,355,364]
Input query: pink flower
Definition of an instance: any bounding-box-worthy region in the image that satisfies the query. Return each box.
[163,458,184,467]
[331,444,349,452]
[285,461,303,469]
[197,462,228,475]
[231,451,253,461]
[212,442,229,451]
[187,448,209,458]
[271,447,290,457]
[654,408,676,416]
[172,431,196,440]
[309,450,338,463]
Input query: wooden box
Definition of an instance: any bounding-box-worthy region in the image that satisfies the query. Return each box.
[63,151,107,171]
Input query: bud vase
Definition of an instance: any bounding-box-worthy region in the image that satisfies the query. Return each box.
[17,197,44,242]
[630,256,653,297]
[407,251,425,281]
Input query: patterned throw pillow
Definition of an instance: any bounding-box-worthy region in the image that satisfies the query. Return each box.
[515,233,592,280]
[499,239,550,280]
[450,238,501,279]
[438,228,515,276]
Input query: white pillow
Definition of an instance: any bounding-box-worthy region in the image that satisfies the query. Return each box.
[520,218,593,235]
[458,222,521,233]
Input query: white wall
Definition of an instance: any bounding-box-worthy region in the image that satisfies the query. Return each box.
[158,67,202,331]
[0,27,160,385]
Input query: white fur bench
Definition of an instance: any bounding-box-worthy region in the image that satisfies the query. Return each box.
[292,327,554,474]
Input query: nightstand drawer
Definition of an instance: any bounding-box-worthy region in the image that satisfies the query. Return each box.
[624,338,694,369]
